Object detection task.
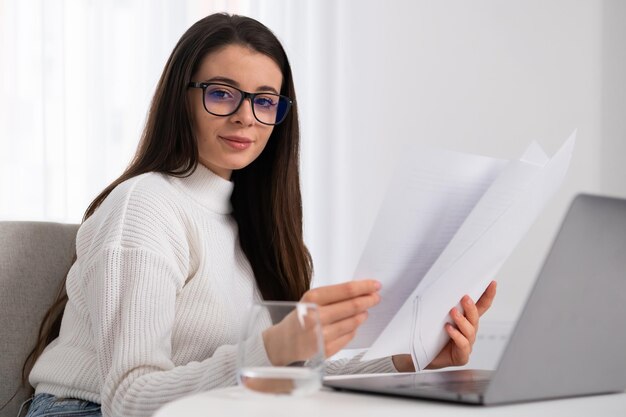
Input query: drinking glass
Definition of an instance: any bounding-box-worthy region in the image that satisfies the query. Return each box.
[237,301,325,396]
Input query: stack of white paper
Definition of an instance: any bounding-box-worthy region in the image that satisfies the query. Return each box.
[348,131,576,370]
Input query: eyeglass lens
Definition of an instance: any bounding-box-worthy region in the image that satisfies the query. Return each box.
[204,84,290,125]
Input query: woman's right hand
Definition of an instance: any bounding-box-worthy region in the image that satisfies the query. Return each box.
[262,280,381,366]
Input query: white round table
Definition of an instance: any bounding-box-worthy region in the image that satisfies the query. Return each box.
[154,385,626,417]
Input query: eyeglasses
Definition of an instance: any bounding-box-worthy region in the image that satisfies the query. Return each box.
[188,82,293,126]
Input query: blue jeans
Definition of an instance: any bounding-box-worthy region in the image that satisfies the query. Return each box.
[21,393,101,417]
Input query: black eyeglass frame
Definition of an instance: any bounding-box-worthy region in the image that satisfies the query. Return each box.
[187,81,294,126]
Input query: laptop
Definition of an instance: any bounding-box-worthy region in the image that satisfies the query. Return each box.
[325,193,626,405]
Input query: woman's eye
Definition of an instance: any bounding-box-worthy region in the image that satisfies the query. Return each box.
[254,96,276,108]
[207,89,234,100]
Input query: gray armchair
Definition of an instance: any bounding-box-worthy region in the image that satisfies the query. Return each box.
[0,222,79,417]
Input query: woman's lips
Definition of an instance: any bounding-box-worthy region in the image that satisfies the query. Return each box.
[220,135,253,150]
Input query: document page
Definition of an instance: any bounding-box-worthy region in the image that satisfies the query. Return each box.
[347,148,508,349]
[349,132,576,369]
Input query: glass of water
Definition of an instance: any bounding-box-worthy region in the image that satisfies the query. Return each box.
[237,301,325,396]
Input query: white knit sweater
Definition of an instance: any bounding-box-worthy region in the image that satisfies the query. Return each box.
[29,165,396,417]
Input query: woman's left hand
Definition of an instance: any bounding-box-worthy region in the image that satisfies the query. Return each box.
[392,280,497,372]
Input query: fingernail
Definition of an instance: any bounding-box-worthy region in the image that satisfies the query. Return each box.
[374,281,382,290]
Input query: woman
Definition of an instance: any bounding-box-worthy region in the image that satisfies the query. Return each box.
[22,13,496,417]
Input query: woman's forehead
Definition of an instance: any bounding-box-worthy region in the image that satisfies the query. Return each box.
[196,44,283,92]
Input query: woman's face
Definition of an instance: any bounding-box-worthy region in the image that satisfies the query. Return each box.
[189,44,283,179]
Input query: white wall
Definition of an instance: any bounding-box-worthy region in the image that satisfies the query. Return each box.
[294,0,626,324]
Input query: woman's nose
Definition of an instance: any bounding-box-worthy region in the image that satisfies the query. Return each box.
[229,98,255,126]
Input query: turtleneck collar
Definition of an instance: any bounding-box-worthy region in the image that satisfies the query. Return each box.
[169,164,234,214]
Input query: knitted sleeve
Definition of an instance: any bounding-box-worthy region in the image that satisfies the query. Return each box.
[86,246,271,417]
[325,351,399,375]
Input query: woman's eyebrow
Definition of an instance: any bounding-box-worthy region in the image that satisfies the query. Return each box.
[204,76,279,94]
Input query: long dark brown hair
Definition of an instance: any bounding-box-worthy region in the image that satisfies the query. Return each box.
[22,12,312,385]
